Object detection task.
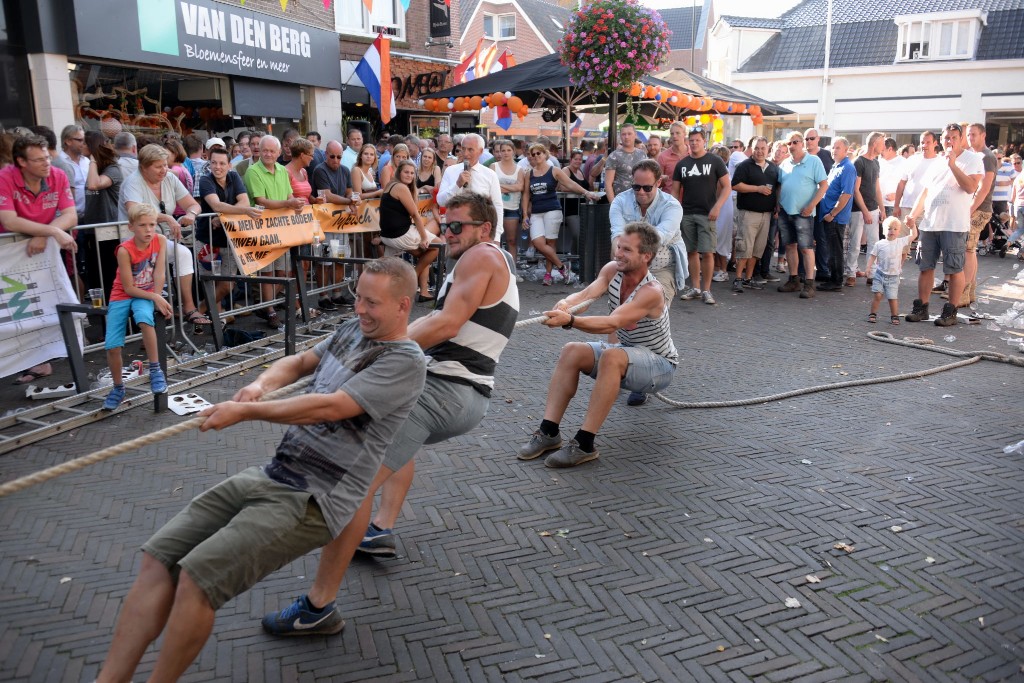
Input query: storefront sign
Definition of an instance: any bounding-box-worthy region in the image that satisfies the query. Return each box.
[392,70,449,102]
[429,0,451,38]
[72,0,340,89]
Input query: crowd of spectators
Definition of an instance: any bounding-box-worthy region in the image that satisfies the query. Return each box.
[0,119,1020,385]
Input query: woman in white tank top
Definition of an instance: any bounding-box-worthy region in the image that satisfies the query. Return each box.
[494,140,526,276]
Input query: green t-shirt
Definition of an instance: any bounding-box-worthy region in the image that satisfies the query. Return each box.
[244,161,292,202]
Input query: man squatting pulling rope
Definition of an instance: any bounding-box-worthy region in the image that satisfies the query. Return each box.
[96,192,519,680]
[516,221,679,467]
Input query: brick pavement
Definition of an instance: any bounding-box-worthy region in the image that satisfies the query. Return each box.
[1,254,1023,682]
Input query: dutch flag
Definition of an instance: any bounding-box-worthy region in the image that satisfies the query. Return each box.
[355,33,395,124]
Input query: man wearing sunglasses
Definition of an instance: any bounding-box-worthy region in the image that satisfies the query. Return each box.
[261,191,520,635]
[517,221,676,467]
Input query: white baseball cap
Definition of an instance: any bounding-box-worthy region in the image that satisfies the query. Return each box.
[205,137,226,150]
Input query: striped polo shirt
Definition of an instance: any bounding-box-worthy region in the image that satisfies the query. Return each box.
[608,270,678,365]
[424,242,519,396]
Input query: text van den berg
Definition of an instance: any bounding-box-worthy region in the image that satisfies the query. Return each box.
[181,3,312,57]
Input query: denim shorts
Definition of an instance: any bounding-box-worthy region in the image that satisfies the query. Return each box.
[919,230,967,273]
[778,212,814,250]
[143,466,332,610]
[871,272,901,299]
[382,373,490,472]
[585,342,676,393]
[105,298,155,349]
[504,208,522,220]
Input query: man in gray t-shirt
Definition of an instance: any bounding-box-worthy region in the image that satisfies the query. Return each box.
[603,124,648,202]
[97,259,426,683]
[963,123,999,304]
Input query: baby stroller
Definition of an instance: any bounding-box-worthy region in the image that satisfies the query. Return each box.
[977,212,1009,257]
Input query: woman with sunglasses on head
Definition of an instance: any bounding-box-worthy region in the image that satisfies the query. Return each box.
[494,140,526,275]
[285,137,323,205]
[523,143,599,285]
[379,160,441,301]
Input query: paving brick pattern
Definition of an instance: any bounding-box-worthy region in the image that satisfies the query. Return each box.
[2,256,1023,682]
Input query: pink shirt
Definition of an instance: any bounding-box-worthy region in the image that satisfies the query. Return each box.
[0,165,76,232]
[656,148,688,191]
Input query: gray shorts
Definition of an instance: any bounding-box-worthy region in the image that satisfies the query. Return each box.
[382,373,490,472]
[142,466,331,610]
[585,342,676,394]
[919,230,967,273]
[681,213,717,254]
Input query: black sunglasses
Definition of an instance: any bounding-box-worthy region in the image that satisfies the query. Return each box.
[631,184,655,192]
[805,136,818,141]
[158,201,166,214]
[442,220,485,235]
[327,154,343,159]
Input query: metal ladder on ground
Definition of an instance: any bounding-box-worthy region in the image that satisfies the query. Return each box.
[0,317,350,456]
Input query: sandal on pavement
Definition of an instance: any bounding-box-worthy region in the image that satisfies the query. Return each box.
[890,315,901,325]
[183,309,212,325]
[867,313,877,324]
[266,311,282,329]
[13,363,52,385]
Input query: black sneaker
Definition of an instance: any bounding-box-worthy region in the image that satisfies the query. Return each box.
[934,303,958,327]
[743,279,765,290]
[626,391,649,406]
[931,281,948,294]
[732,279,744,293]
[905,299,930,322]
[356,524,397,557]
[262,595,345,636]
[317,297,339,311]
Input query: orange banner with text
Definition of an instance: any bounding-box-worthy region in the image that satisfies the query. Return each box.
[219,199,434,275]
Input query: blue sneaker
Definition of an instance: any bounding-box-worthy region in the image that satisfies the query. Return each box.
[356,524,397,558]
[149,367,167,394]
[261,595,345,636]
[627,391,648,406]
[102,385,126,410]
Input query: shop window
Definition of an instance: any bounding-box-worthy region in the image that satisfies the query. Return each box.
[336,0,405,41]
[484,14,516,40]
[895,11,983,62]
[68,62,232,137]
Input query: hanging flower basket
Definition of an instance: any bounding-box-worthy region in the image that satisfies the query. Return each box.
[559,0,671,95]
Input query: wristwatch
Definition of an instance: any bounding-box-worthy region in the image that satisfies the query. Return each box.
[562,314,575,330]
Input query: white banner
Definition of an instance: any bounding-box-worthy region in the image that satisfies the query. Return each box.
[0,239,82,379]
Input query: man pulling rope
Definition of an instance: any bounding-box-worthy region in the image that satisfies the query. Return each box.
[516,221,678,467]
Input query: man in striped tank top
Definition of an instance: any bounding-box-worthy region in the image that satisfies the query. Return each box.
[262,192,520,636]
[518,222,678,468]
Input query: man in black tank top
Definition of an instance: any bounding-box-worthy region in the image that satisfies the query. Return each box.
[517,222,678,468]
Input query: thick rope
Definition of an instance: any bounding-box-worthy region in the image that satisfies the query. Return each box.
[6,306,1021,495]
[514,299,597,329]
[652,331,1024,408]
[0,376,314,498]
